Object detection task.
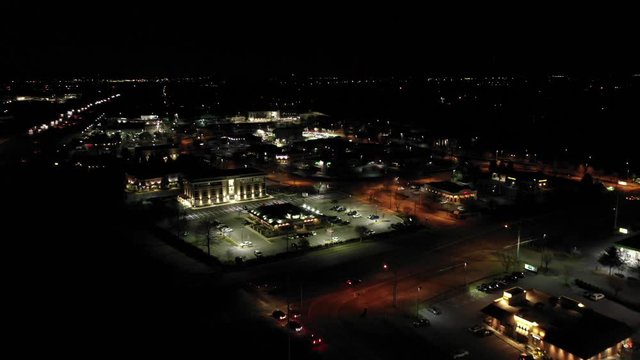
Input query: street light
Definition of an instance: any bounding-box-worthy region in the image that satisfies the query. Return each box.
[463,262,467,288]
[416,286,422,317]
[383,263,397,308]
[613,190,620,231]
[504,222,522,261]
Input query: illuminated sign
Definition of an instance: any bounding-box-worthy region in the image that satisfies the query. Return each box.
[524,264,538,273]
[619,227,629,234]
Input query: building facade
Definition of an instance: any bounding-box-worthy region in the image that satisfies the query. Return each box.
[182,168,266,208]
[423,181,477,203]
[250,203,320,232]
[615,234,640,266]
[482,288,633,360]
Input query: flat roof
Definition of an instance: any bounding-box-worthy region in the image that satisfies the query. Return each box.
[505,287,526,296]
[615,233,640,251]
[425,181,473,194]
[185,167,265,182]
[250,203,316,224]
[481,288,633,359]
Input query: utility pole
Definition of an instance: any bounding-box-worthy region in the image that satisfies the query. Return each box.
[287,276,291,360]
[206,222,211,256]
[416,286,422,317]
[613,190,620,231]
[516,223,521,261]
[176,203,181,237]
[383,264,397,308]
[463,262,467,287]
[393,270,397,308]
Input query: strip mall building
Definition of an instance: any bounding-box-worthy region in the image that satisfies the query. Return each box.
[482,287,633,360]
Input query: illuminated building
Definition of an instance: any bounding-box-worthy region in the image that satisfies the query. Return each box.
[249,203,320,232]
[481,287,633,360]
[423,181,477,203]
[615,234,640,266]
[182,168,266,208]
[248,111,281,122]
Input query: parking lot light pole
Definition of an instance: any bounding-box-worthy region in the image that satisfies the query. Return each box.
[505,222,522,261]
[464,262,467,288]
[516,224,521,261]
[416,286,422,317]
[383,264,397,308]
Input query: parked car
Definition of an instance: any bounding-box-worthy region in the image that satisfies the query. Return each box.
[474,329,493,337]
[254,250,263,258]
[589,293,605,301]
[272,310,286,320]
[288,320,303,332]
[468,324,484,333]
[451,349,470,359]
[427,306,442,315]
[345,279,362,286]
[412,318,430,328]
[368,214,380,220]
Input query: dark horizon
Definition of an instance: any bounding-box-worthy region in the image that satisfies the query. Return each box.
[2,6,639,80]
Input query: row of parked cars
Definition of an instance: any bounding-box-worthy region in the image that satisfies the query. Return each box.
[476,271,525,292]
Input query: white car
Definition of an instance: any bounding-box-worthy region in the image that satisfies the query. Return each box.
[451,349,470,359]
[589,293,605,301]
[240,241,253,247]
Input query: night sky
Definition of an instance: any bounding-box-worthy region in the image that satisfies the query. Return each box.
[2,5,638,79]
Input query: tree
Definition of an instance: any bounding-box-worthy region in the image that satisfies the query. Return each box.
[562,265,573,286]
[581,172,594,187]
[608,276,625,297]
[506,161,515,171]
[489,160,498,173]
[541,249,554,272]
[598,246,624,275]
[120,147,131,160]
[355,226,368,242]
[298,238,310,249]
[199,219,215,256]
[499,251,516,273]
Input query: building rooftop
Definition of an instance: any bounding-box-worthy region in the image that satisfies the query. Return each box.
[185,167,265,182]
[426,181,473,194]
[615,233,640,251]
[482,288,633,359]
[250,203,316,224]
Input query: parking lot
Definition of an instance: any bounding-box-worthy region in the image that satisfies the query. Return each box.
[176,191,404,263]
